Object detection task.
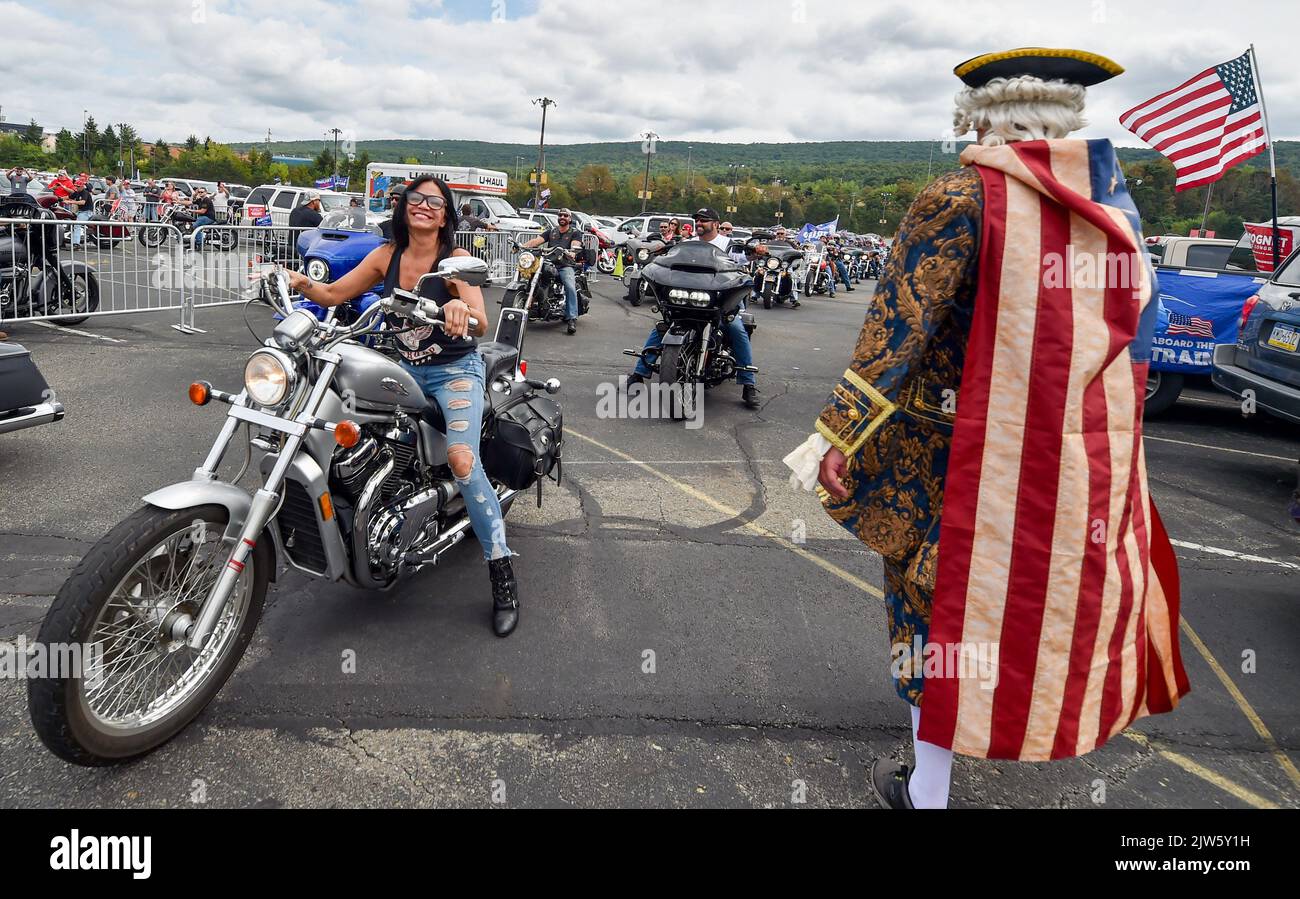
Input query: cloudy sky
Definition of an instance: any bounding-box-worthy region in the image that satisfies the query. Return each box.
[5,0,1297,148]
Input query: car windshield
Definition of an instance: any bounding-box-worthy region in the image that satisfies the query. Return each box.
[319,194,350,210]
[481,197,516,218]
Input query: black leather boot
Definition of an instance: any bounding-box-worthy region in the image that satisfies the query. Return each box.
[489,557,519,637]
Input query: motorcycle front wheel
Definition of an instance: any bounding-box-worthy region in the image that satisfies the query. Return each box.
[138,226,169,248]
[29,504,268,766]
[658,343,699,422]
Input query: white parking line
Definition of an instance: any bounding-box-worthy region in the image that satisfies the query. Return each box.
[1170,539,1300,571]
[30,320,127,344]
[1146,434,1294,463]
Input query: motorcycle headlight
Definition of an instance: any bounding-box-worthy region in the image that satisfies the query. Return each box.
[667,289,713,307]
[517,251,538,276]
[637,249,650,264]
[244,348,295,407]
[766,257,779,270]
[305,258,330,283]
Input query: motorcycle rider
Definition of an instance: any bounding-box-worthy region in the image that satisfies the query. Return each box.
[627,207,760,409]
[286,175,522,637]
[522,208,582,335]
[753,226,801,308]
[824,235,854,295]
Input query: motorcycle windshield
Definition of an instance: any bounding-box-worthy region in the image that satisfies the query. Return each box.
[643,242,749,293]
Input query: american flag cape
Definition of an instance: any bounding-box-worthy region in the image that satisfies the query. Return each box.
[919,139,1190,761]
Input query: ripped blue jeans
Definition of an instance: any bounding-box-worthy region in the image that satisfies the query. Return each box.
[401,353,512,561]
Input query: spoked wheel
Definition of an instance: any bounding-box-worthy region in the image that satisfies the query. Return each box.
[48,270,99,326]
[658,343,699,422]
[138,226,169,248]
[29,504,268,765]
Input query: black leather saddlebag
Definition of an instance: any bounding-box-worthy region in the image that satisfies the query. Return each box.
[0,342,52,410]
[482,394,562,490]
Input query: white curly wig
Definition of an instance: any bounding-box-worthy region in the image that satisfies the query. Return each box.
[953,75,1087,146]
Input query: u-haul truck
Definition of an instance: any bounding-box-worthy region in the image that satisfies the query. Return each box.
[364,163,540,234]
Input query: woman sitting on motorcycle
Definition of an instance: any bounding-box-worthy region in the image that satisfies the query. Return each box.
[287,175,521,637]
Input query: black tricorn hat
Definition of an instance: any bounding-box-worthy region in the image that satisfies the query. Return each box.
[954,48,1123,88]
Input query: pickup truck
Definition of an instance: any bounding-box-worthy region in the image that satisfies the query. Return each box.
[1144,236,1271,415]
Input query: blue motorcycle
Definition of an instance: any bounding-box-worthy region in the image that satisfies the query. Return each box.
[280,224,388,344]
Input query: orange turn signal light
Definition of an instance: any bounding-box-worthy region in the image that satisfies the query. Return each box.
[318,492,335,522]
[334,420,361,448]
[189,382,211,406]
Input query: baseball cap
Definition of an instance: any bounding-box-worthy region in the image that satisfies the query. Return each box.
[692,207,720,222]
[304,190,321,203]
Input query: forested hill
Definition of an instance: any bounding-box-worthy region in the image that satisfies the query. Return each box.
[230,138,1300,185]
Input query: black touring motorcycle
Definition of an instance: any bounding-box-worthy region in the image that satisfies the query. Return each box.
[0,198,100,326]
[500,239,593,324]
[623,241,756,420]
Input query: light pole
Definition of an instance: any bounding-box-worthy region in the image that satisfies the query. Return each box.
[639,130,659,214]
[329,127,343,183]
[430,149,444,166]
[515,155,525,182]
[726,163,745,215]
[684,144,692,201]
[773,177,785,225]
[532,97,555,209]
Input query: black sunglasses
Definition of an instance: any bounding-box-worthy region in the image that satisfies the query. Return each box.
[405,190,446,209]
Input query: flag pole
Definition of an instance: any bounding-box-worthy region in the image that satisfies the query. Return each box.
[1247,44,1280,270]
[1198,182,1214,235]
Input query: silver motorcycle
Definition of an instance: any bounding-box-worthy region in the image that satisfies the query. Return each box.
[29,257,563,765]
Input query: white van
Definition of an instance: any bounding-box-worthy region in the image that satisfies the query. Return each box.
[364,163,539,234]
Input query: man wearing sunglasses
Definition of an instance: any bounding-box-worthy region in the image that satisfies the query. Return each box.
[627,208,761,409]
[522,208,582,334]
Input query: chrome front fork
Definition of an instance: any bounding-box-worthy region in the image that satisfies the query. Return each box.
[186,358,339,649]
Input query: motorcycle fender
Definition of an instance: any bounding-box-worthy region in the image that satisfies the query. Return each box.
[142,479,276,581]
[257,451,349,580]
[57,259,95,280]
[661,331,688,347]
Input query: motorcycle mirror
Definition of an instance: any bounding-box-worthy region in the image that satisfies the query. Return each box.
[432,256,490,287]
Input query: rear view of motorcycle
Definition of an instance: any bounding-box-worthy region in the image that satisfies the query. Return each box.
[753,242,803,309]
[28,257,564,765]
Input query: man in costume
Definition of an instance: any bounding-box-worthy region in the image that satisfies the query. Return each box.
[784,48,1190,808]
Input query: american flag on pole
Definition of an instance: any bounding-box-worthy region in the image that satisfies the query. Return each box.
[920,139,1190,761]
[1119,51,1268,192]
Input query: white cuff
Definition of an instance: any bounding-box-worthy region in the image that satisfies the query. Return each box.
[783,433,832,492]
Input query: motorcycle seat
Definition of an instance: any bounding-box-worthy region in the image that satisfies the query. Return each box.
[477,341,519,383]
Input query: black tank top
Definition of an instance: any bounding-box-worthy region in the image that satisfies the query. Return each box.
[382,243,476,365]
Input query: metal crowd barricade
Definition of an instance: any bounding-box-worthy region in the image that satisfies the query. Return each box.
[455,229,522,283]
[0,214,188,329]
[182,224,319,329]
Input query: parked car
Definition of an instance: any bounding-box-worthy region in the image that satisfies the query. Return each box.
[615,213,695,243]
[240,184,351,227]
[0,341,65,435]
[1212,248,1300,425]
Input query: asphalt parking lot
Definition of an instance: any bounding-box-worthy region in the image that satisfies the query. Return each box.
[1,268,1298,809]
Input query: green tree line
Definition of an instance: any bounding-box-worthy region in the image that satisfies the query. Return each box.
[5,123,1297,237]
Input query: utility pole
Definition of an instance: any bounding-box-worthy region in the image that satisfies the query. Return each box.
[639,130,659,214]
[82,109,88,165]
[532,97,555,209]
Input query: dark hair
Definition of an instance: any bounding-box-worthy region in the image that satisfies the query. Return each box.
[389,175,458,252]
